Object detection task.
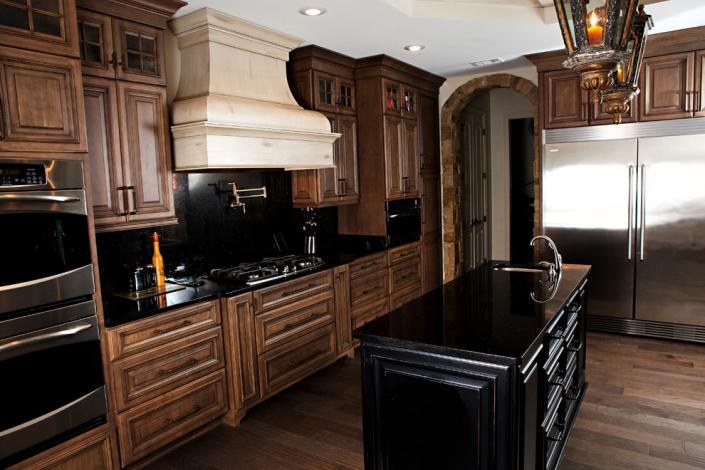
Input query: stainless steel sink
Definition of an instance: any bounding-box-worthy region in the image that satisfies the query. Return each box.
[490,263,551,274]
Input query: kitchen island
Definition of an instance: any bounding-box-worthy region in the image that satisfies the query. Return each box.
[354,262,590,470]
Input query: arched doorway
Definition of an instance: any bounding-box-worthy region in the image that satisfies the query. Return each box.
[440,73,539,281]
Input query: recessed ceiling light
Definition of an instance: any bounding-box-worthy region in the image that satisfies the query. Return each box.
[404,44,425,52]
[299,7,327,16]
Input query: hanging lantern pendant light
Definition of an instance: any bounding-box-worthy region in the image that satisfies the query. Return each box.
[553,0,653,124]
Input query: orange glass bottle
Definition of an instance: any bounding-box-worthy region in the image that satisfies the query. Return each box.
[151,232,165,287]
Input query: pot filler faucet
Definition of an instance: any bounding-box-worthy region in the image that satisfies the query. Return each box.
[530,235,563,280]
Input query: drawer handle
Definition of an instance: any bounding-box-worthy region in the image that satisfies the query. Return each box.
[282,283,318,297]
[567,341,583,353]
[397,272,417,281]
[0,100,5,141]
[153,320,192,335]
[287,348,325,368]
[397,251,413,257]
[158,358,198,376]
[361,285,381,296]
[163,404,202,425]
[284,312,319,331]
[359,262,379,270]
[546,425,565,442]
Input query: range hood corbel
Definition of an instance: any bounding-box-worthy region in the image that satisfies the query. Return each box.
[168,8,340,171]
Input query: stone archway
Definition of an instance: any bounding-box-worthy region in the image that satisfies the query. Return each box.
[440,74,539,281]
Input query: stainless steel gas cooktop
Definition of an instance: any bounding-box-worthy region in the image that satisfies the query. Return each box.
[207,255,325,286]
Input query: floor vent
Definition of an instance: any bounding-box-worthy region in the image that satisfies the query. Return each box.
[588,315,705,344]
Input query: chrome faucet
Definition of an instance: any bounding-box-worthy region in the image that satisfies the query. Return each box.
[530,235,563,280]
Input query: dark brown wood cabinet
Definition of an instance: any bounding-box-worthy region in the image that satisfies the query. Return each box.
[639,52,695,121]
[0,0,80,58]
[543,69,588,129]
[288,46,359,207]
[334,264,353,354]
[0,45,87,153]
[696,50,705,117]
[78,0,182,231]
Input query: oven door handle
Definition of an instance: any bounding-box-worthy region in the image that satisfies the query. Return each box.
[0,316,98,361]
[0,194,81,203]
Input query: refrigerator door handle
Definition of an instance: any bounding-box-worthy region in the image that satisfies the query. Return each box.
[627,165,635,260]
[639,164,647,261]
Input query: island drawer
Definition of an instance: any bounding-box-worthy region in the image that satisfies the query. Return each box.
[258,323,336,398]
[254,291,335,353]
[254,270,333,313]
[112,326,225,412]
[116,369,227,466]
[388,241,420,266]
[350,252,388,279]
[389,258,421,294]
[106,300,221,361]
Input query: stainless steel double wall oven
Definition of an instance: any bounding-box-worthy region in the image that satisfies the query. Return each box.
[0,158,106,466]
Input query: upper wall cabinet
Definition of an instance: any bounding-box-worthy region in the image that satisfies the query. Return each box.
[0,45,87,152]
[78,9,165,85]
[639,52,695,121]
[696,50,705,117]
[288,45,360,208]
[0,0,80,58]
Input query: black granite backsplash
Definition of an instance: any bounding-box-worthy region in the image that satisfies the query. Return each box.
[96,170,338,293]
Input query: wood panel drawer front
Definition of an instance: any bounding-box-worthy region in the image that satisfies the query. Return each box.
[107,299,220,360]
[389,258,421,294]
[349,252,388,279]
[255,292,335,353]
[351,270,389,310]
[117,370,227,466]
[388,242,420,266]
[254,270,333,313]
[258,324,336,398]
[0,47,86,152]
[390,284,420,311]
[352,296,389,327]
[9,428,118,470]
[112,327,225,412]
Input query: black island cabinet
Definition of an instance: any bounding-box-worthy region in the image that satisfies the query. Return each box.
[354,263,590,470]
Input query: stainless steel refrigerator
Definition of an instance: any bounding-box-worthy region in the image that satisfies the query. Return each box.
[543,119,705,341]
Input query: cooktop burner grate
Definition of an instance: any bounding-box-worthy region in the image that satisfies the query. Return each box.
[208,255,325,285]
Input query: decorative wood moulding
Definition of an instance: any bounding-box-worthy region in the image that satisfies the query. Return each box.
[355,54,446,94]
[77,0,186,27]
[168,8,340,171]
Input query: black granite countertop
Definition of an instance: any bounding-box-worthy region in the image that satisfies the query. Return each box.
[102,236,408,327]
[354,262,591,361]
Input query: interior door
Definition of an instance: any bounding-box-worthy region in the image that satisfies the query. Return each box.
[543,139,637,318]
[635,134,705,326]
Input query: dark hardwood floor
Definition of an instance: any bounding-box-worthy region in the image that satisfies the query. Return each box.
[152,333,705,469]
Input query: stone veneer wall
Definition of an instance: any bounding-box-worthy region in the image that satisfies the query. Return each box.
[440,74,539,281]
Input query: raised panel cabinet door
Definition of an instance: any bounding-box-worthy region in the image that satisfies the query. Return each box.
[337,115,359,204]
[384,115,404,199]
[639,52,695,121]
[544,69,589,129]
[291,170,320,206]
[117,82,175,223]
[77,9,115,79]
[0,0,79,58]
[418,93,439,175]
[402,118,420,197]
[83,75,126,227]
[695,50,705,117]
[0,46,86,152]
[313,71,337,113]
[222,293,259,412]
[319,113,340,202]
[333,264,353,354]
[112,19,165,85]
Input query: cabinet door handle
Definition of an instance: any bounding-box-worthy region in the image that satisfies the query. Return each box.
[695,91,701,112]
[685,91,693,113]
[163,404,202,425]
[153,319,192,335]
[116,186,130,216]
[127,186,137,215]
[0,100,5,141]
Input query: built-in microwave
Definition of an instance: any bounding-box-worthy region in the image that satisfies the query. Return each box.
[386,198,421,247]
[0,159,95,317]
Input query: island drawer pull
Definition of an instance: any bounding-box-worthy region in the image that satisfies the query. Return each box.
[544,345,563,377]
[153,320,192,335]
[282,283,318,297]
[542,394,563,433]
[287,348,325,368]
[361,285,382,296]
[283,312,319,331]
[546,425,565,443]
[567,340,583,353]
[359,261,380,270]
[163,404,202,425]
[158,358,199,376]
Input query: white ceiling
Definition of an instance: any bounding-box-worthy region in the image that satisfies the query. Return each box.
[174,0,705,76]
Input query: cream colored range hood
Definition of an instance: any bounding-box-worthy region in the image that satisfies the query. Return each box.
[169,8,339,170]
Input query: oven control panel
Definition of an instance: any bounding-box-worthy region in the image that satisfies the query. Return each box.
[0,164,46,187]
